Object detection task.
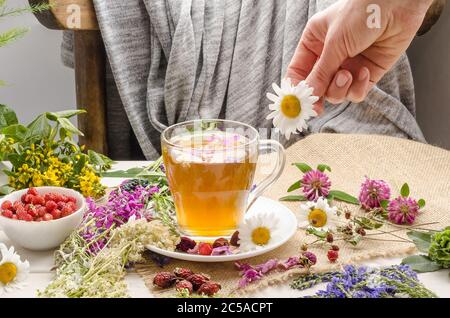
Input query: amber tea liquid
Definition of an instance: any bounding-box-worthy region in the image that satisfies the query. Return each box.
[163,131,257,237]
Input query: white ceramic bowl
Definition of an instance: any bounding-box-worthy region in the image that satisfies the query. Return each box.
[0,186,86,251]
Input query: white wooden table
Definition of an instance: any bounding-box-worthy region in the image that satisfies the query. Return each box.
[1,161,449,298]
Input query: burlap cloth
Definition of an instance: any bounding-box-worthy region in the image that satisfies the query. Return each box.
[135,134,450,297]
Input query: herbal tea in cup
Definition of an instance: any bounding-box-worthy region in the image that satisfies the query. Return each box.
[162,120,285,238]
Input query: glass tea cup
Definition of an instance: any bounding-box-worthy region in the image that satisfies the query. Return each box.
[161,119,285,239]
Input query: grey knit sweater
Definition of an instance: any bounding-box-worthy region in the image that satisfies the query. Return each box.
[62,0,425,159]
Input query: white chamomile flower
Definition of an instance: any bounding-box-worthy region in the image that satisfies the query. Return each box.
[238,212,282,252]
[0,243,30,295]
[266,78,319,140]
[298,197,338,231]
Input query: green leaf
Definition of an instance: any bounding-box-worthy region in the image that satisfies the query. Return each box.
[401,183,410,198]
[25,114,51,140]
[46,109,86,121]
[73,155,87,174]
[418,199,426,209]
[101,167,146,178]
[88,150,114,171]
[0,184,15,196]
[401,255,442,273]
[279,195,307,202]
[0,104,18,129]
[287,180,302,192]
[2,124,28,141]
[317,164,331,173]
[293,163,312,174]
[380,199,389,209]
[306,227,328,239]
[407,231,433,253]
[328,190,359,205]
[57,118,84,136]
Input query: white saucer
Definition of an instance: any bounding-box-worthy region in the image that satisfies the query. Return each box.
[146,197,298,262]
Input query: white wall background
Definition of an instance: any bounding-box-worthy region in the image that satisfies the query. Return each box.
[0,0,76,125]
[0,0,449,149]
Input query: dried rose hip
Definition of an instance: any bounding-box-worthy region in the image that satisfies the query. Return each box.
[198,242,213,256]
[212,238,229,249]
[187,273,210,291]
[153,272,177,288]
[197,282,221,296]
[173,267,194,279]
[327,250,339,263]
[176,280,193,294]
[176,237,197,252]
[230,231,240,247]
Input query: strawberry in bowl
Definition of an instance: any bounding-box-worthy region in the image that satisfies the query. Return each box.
[0,187,86,250]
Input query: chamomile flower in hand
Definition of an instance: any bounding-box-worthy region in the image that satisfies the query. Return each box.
[0,243,30,295]
[298,197,338,232]
[238,212,281,252]
[266,79,319,140]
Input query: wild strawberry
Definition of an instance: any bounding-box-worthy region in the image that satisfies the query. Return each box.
[230,231,240,247]
[198,243,213,256]
[174,267,194,279]
[175,280,193,294]
[16,208,28,220]
[44,193,57,202]
[187,274,210,291]
[32,195,45,206]
[1,200,12,210]
[153,272,177,288]
[57,201,66,209]
[212,238,229,249]
[24,214,33,222]
[61,206,73,217]
[23,194,34,204]
[21,194,27,203]
[67,196,77,204]
[37,206,47,217]
[46,200,57,212]
[11,215,18,220]
[27,188,38,196]
[59,195,69,203]
[66,201,77,211]
[43,213,54,221]
[176,237,196,252]
[13,201,24,211]
[197,282,221,296]
[27,206,38,218]
[1,210,13,218]
[51,209,62,220]
[35,217,42,222]
[327,249,339,263]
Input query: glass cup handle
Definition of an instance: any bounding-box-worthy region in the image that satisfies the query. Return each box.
[247,140,286,211]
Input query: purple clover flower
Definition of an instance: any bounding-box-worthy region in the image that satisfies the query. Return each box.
[301,170,331,201]
[359,177,391,210]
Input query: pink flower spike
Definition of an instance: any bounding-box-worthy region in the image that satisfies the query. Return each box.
[387,196,420,225]
[301,170,331,202]
[359,177,391,210]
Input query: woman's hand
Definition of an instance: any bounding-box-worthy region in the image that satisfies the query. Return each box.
[287,0,434,112]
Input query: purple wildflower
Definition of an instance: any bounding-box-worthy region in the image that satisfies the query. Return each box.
[388,196,420,225]
[238,269,263,288]
[211,246,232,256]
[359,177,391,210]
[300,251,317,267]
[301,170,331,201]
[278,257,300,270]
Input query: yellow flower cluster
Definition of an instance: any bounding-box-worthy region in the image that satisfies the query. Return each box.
[8,144,105,198]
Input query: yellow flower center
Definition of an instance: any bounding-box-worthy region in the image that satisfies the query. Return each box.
[308,209,328,228]
[281,95,302,118]
[0,262,17,285]
[251,227,271,246]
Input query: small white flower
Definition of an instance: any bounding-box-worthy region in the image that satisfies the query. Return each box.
[0,243,30,295]
[238,212,282,252]
[266,78,319,140]
[298,197,338,231]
